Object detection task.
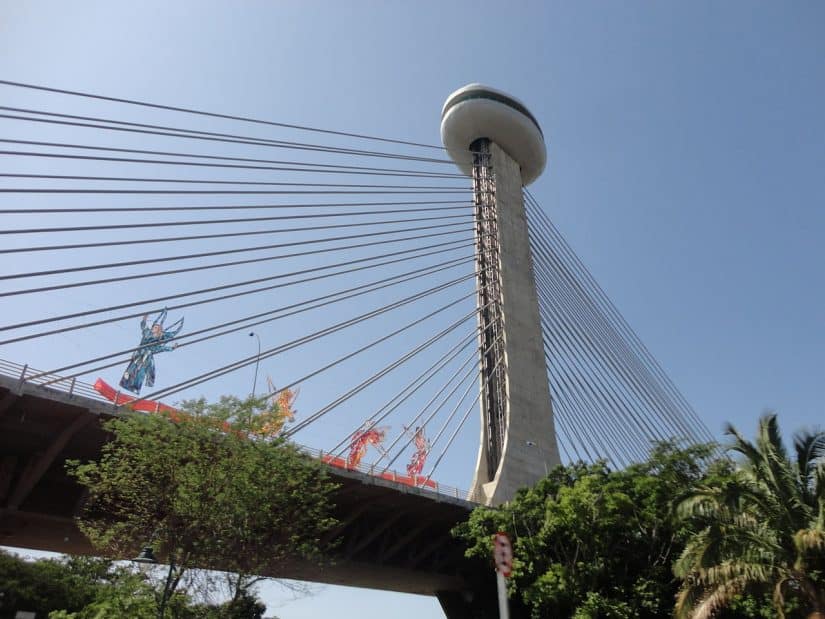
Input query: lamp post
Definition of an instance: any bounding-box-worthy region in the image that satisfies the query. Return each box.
[132,545,167,619]
[132,546,158,565]
[249,332,261,397]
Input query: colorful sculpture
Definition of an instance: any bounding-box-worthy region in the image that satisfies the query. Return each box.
[405,425,430,478]
[255,377,298,437]
[93,377,177,414]
[119,309,184,394]
[347,421,387,468]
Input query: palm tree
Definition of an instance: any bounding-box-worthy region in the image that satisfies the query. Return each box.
[674,413,825,619]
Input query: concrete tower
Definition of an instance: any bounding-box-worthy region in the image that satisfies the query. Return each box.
[441,84,559,506]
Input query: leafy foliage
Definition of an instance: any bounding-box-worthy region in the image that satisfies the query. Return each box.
[46,569,157,619]
[66,395,336,617]
[454,441,717,618]
[0,550,276,619]
[0,552,109,618]
[674,414,825,618]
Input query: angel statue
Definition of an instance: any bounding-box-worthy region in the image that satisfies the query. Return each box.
[119,309,184,394]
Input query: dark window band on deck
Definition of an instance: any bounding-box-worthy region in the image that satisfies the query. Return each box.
[442,89,543,138]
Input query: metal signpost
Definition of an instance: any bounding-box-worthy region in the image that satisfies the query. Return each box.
[493,531,513,619]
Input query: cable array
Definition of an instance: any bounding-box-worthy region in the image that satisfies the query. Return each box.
[524,190,714,466]
[0,79,711,493]
[0,80,485,491]
[0,80,448,150]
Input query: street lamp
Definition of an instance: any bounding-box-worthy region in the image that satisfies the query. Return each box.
[249,332,261,397]
[132,546,176,619]
[132,546,158,565]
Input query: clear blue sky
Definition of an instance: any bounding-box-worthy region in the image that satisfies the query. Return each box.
[1,2,823,617]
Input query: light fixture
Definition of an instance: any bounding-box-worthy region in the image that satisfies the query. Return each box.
[132,546,158,564]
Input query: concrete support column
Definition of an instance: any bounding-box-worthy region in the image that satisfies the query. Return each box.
[469,141,559,505]
[441,84,560,505]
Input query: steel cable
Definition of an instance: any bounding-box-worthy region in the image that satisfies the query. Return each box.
[326,325,484,459]
[524,190,714,445]
[0,241,476,337]
[149,280,482,407]
[0,229,471,298]
[527,201,706,445]
[0,199,470,215]
[0,109,460,165]
[282,300,481,438]
[533,251,664,453]
[0,79,454,152]
[0,223,472,282]
[0,172,467,191]
[0,146,466,178]
[29,256,475,381]
[1,213,474,254]
[375,332,500,475]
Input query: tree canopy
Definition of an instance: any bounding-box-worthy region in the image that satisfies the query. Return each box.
[66,394,337,618]
[454,415,825,618]
[0,550,276,619]
[0,552,107,618]
[454,441,718,618]
[674,414,825,619]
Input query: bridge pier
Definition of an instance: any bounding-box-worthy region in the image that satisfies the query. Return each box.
[441,84,560,505]
[436,589,489,619]
[437,580,530,619]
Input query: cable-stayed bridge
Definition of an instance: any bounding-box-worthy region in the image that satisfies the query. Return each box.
[0,81,713,615]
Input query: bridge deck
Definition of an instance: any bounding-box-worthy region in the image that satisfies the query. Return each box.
[0,366,487,596]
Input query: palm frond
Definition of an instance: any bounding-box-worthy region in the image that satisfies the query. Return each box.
[678,474,786,531]
[677,415,825,619]
[794,430,825,479]
[796,430,825,503]
[696,561,776,587]
[758,413,789,465]
[814,463,825,528]
[773,576,790,619]
[674,580,705,619]
[793,529,825,553]
[756,416,807,519]
[689,577,748,619]
[796,577,825,615]
[675,579,707,619]
[724,422,762,465]
[734,415,816,536]
[677,491,724,520]
[674,529,713,578]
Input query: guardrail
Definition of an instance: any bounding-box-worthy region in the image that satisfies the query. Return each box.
[300,443,482,504]
[0,358,482,504]
[0,358,105,401]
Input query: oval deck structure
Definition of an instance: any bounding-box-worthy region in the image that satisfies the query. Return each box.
[440,83,547,185]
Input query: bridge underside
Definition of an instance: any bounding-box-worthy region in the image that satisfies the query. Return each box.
[0,375,488,597]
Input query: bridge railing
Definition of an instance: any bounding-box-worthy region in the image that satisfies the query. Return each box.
[0,358,105,401]
[0,358,482,505]
[299,443,482,504]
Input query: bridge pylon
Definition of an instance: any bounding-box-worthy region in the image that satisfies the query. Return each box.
[441,84,560,506]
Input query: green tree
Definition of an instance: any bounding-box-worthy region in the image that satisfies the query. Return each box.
[453,441,717,618]
[0,551,106,618]
[0,550,276,619]
[187,588,269,619]
[674,414,825,619]
[67,395,337,619]
[47,569,156,619]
